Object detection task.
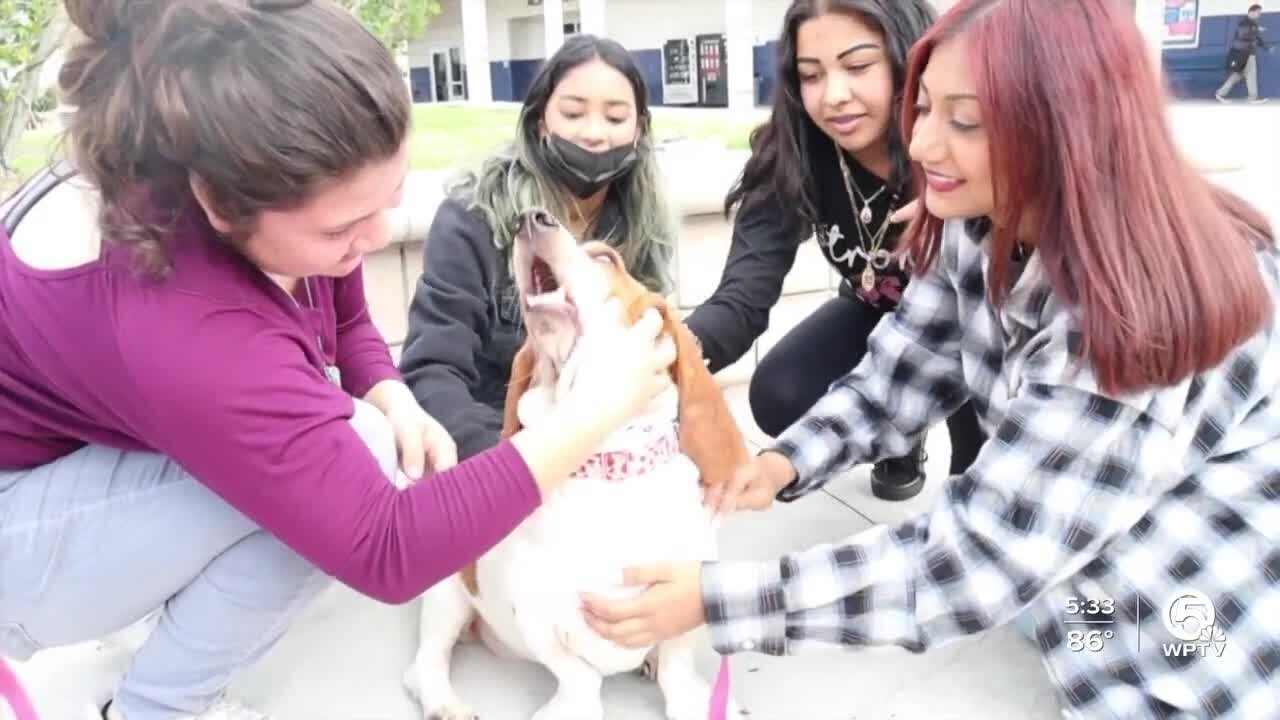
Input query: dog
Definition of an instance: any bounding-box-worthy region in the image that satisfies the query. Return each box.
[403,208,749,720]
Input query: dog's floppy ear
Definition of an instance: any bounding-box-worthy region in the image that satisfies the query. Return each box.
[501,341,537,439]
[627,295,750,490]
[463,340,537,599]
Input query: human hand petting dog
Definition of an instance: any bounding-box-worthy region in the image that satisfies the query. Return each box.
[560,299,676,429]
[582,452,800,647]
[365,379,458,481]
[703,451,798,515]
[386,401,458,480]
[581,562,706,648]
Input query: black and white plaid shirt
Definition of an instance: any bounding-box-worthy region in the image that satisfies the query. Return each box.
[701,219,1280,719]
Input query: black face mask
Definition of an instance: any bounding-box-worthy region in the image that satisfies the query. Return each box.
[541,134,639,199]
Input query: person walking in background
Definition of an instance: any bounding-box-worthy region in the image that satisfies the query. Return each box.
[1217,3,1271,103]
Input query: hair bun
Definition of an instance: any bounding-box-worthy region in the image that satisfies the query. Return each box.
[64,0,168,43]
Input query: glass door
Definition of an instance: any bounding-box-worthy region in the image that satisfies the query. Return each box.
[432,51,449,102]
[430,48,468,101]
[448,48,467,100]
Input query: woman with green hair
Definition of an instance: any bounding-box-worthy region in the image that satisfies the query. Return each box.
[401,34,678,461]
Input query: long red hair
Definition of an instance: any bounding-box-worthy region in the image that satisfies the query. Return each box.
[900,0,1274,397]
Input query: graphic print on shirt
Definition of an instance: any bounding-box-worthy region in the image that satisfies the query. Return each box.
[815,221,906,307]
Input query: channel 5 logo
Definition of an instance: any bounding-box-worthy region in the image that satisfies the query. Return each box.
[1161,588,1227,658]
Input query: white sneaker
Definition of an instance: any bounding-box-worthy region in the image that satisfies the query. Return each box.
[99,695,273,720]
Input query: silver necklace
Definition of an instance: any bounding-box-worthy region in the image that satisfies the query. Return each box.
[845,165,886,226]
[835,142,897,292]
[833,140,887,227]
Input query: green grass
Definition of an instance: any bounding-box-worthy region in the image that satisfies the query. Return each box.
[7,124,63,186]
[8,104,759,188]
[405,105,524,172]
[407,104,757,172]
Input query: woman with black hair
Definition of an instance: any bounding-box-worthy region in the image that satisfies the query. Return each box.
[401,34,678,463]
[684,0,984,499]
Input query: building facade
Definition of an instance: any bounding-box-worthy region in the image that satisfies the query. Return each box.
[407,0,793,110]
[406,0,1273,108]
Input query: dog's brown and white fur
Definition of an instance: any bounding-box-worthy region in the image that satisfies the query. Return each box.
[402,209,749,720]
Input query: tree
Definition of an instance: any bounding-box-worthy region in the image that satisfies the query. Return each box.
[337,0,442,60]
[0,0,438,181]
[0,0,66,176]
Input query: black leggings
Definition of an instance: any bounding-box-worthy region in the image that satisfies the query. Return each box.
[748,292,986,475]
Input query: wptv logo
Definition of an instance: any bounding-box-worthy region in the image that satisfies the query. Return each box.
[1160,588,1228,658]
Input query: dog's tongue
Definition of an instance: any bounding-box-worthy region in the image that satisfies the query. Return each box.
[531,257,557,294]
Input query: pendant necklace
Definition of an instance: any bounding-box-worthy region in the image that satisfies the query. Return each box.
[835,141,897,292]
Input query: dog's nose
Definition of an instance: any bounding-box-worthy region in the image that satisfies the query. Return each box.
[515,208,559,241]
[529,208,558,230]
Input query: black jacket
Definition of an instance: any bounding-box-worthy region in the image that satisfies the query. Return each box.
[683,193,803,373]
[399,197,525,461]
[684,149,908,373]
[1233,17,1268,54]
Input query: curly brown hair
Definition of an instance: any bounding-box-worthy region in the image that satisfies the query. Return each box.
[58,0,411,274]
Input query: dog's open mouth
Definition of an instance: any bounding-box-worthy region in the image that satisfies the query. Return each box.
[522,254,581,369]
[524,256,575,315]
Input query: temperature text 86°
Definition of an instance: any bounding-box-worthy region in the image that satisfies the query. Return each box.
[1067,629,1115,653]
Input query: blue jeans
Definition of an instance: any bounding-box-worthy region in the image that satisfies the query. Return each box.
[0,399,398,719]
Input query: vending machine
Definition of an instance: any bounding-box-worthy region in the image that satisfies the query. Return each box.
[696,33,729,107]
[662,38,698,105]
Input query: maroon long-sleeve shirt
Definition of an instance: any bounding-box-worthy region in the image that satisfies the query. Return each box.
[0,198,540,603]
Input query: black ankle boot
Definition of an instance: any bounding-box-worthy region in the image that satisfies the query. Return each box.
[870,440,927,501]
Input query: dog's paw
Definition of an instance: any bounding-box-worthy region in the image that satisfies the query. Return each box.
[418,694,478,720]
[402,663,477,720]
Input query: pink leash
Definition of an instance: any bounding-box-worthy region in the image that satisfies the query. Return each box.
[0,659,38,720]
[707,655,731,720]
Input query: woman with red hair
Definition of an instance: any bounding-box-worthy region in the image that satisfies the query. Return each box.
[582,1,1280,717]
